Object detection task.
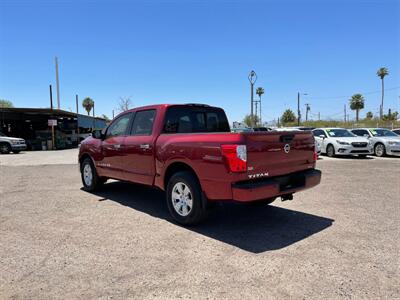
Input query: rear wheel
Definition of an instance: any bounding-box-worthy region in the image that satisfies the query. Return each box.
[0,143,11,154]
[374,143,386,157]
[326,144,335,157]
[166,171,207,225]
[80,157,104,191]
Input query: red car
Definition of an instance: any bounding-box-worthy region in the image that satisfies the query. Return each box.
[79,104,321,225]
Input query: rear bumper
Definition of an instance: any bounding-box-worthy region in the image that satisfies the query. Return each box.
[231,169,321,202]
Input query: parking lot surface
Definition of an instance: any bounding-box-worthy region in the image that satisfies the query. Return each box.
[1,150,399,299]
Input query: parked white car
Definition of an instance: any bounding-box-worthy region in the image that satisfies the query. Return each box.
[0,132,27,154]
[312,128,373,157]
[350,128,400,157]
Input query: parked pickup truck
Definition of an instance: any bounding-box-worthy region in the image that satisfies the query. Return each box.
[79,104,321,225]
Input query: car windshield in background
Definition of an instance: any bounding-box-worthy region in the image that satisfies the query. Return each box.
[370,129,398,137]
[326,129,355,137]
[163,106,230,133]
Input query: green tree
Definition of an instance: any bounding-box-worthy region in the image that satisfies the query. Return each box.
[243,114,259,127]
[365,111,373,119]
[382,110,398,121]
[281,109,296,124]
[82,97,94,115]
[349,94,365,122]
[0,99,13,108]
[377,67,389,119]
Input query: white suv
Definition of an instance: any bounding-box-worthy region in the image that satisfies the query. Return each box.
[313,128,373,157]
[0,132,27,154]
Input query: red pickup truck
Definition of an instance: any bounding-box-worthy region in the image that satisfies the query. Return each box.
[79,104,321,225]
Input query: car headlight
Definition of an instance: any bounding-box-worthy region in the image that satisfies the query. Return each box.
[336,140,350,145]
[388,141,400,146]
[10,140,19,144]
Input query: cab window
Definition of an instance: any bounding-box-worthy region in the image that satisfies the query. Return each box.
[105,113,132,138]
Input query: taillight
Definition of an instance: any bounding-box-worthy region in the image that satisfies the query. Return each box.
[314,146,318,162]
[221,144,247,173]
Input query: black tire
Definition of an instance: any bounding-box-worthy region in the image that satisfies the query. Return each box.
[0,143,11,154]
[374,143,386,157]
[80,157,104,192]
[12,150,21,154]
[358,155,368,158]
[326,144,335,157]
[166,171,207,225]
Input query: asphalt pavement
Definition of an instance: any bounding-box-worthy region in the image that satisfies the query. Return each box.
[0,150,399,299]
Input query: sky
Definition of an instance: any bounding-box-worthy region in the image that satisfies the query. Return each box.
[0,0,399,123]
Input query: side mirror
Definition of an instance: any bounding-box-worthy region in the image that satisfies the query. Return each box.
[92,129,104,139]
[363,134,370,138]
[319,135,325,139]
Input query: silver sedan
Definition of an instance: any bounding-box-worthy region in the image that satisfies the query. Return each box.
[351,128,400,157]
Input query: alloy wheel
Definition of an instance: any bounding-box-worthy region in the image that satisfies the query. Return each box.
[83,163,93,186]
[171,182,193,217]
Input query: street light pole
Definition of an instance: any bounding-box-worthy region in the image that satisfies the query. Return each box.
[248,70,257,127]
[297,92,307,126]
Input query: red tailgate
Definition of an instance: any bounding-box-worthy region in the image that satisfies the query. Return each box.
[243,131,315,178]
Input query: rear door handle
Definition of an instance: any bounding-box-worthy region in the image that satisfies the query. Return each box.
[140,144,150,149]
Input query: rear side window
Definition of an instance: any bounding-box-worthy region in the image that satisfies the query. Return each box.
[163,106,230,134]
[130,110,156,135]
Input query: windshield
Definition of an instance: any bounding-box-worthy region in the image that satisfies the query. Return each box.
[370,129,398,137]
[326,129,355,137]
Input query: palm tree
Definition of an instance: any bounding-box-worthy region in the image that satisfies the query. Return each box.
[82,97,94,115]
[349,94,365,122]
[377,67,389,119]
[256,87,265,125]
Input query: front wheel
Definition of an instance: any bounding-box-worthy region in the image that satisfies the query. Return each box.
[0,143,11,154]
[166,171,207,225]
[80,158,104,192]
[326,144,335,157]
[374,143,386,157]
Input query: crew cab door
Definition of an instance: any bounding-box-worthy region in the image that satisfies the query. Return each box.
[99,113,132,179]
[121,109,157,185]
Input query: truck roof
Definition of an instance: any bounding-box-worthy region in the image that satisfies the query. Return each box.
[122,103,217,114]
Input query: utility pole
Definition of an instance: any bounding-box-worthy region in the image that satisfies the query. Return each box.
[92,102,95,130]
[344,105,347,123]
[297,92,308,126]
[305,103,310,121]
[318,112,320,121]
[112,110,115,119]
[49,84,53,110]
[76,95,80,139]
[297,92,300,126]
[55,57,60,109]
[248,71,257,127]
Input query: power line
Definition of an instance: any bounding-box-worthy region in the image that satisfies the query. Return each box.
[311,86,400,100]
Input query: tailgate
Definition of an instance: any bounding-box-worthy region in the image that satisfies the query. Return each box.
[243,131,315,178]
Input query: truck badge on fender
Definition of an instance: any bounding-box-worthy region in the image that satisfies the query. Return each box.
[284,144,291,153]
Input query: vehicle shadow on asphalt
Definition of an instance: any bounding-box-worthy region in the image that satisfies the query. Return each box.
[88,181,334,254]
